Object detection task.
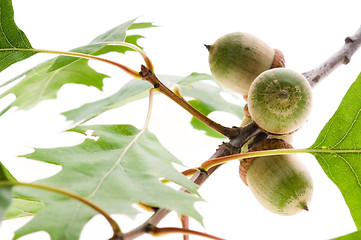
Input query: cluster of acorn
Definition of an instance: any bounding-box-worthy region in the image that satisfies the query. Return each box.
[205,33,313,216]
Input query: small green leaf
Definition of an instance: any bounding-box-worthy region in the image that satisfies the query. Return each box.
[48,20,156,72]
[0,59,107,111]
[177,72,215,85]
[180,81,243,119]
[128,22,157,30]
[14,124,202,240]
[0,0,35,72]
[5,198,44,219]
[0,162,15,222]
[62,79,153,123]
[62,73,244,136]
[61,75,188,123]
[180,80,244,138]
[311,72,361,229]
[189,100,226,138]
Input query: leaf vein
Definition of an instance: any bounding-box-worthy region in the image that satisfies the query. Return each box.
[0,11,16,48]
[336,153,361,188]
[66,127,147,234]
[330,102,361,149]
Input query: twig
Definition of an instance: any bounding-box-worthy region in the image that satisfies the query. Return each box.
[139,65,240,139]
[303,25,361,87]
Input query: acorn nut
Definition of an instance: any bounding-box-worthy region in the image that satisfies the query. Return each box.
[239,138,313,215]
[206,32,285,95]
[247,68,312,135]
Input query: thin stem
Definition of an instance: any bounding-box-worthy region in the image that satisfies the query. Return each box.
[0,48,141,79]
[0,181,121,235]
[104,42,154,72]
[200,148,308,171]
[139,65,240,138]
[161,168,198,183]
[181,168,198,178]
[148,225,225,240]
[143,88,156,130]
[200,147,361,171]
[136,202,158,212]
[180,215,190,240]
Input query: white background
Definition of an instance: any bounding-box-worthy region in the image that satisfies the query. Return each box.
[1,0,361,239]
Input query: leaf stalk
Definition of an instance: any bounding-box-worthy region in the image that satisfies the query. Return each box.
[0,48,141,79]
[200,147,361,171]
[104,42,154,72]
[147,224,225,240]
[0,181,121,237]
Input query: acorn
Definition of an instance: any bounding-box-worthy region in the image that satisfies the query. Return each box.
[247,68,312,135]
[205,32,285,95]
[239,138,313,215]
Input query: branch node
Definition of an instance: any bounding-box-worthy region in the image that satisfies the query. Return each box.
[139,65,150,77]
[145,223,155,234]
[345,36,354,43]
[109,232,124,240]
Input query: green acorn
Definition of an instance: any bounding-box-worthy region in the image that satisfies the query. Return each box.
[239,138,313,216]
[206,32,284,95]
[247,68,312,135]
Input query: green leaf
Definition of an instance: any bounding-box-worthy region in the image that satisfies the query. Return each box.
[177,72,215,85]
[61,74,200,123]
[62,73,244,136]
[0,59,107,111]
[62,79,153,123]
[188,100,226,138]
[0,0,35,72]
[0,162,15,222]
[331,230,361,240]
[14,124,202,240]
[311,72,361,229]
[0,19,155,114]
[5,198,44,219]
[181,80,244,138]
[48,20,156,72]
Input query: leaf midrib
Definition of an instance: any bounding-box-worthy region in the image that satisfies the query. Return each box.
[64,127,147,238]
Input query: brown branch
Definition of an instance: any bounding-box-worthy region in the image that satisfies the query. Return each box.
[303,26,361,87]
[139,65,240,139]
[121,25,361,240]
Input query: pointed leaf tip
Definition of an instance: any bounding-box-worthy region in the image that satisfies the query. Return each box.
[0,0,35,72]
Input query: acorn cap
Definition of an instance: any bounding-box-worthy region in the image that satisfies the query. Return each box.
[239,138,292,185]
